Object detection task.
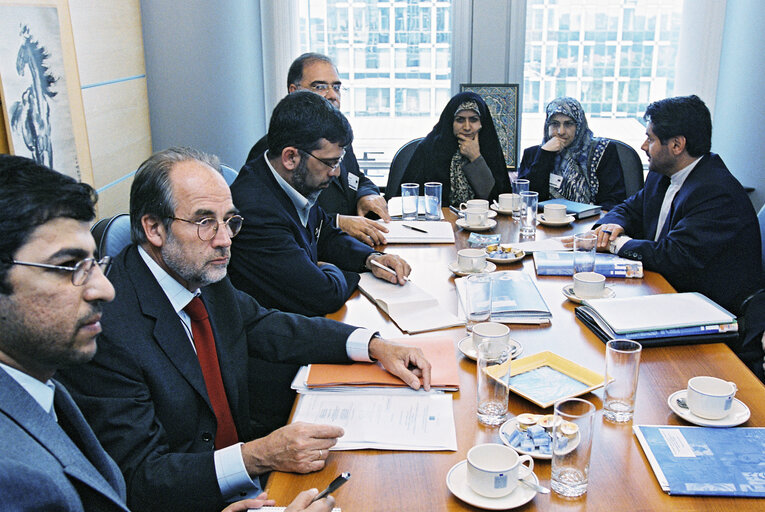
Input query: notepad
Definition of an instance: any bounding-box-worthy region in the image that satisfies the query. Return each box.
[305,336,460,391]
[358,273,464,333]
[378,220,455,243]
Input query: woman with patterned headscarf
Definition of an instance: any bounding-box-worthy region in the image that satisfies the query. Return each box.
[398,91,510,207]
[518,97,626,210]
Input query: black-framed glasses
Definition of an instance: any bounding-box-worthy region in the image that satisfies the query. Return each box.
[9,256,112,286]
[299,148,346,171]
[168,215,244,241]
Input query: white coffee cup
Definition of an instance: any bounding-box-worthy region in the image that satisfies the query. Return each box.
[543,203,568,221]
[464,208,489,227]
[686,376,737,419]
[460,199,489,212]
[466,443,534,498]
[472,322,510,347]
[497,193,516,210]
[457,248,487,272]
[573,272,606,298]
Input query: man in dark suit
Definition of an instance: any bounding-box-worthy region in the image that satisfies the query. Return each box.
[231,91,410,318]
[246,52,391,246]
[0,155,128,511]
[595,95,763,315]
[58,147,431,512]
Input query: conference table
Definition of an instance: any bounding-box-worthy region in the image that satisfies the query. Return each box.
[265,208,765,511]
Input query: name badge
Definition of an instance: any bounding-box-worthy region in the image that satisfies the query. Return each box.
[550,173,563,189]
[348,173,359,191]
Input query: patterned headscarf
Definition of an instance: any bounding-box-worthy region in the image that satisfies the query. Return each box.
[449,100,483,204]
[542,97,609,204]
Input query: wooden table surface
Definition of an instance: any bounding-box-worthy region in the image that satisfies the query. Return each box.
[265,209,765,511]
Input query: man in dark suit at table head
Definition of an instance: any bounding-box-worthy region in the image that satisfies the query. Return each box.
[246,52,392,246]
[595,94,762,314]
[57,146,430,512]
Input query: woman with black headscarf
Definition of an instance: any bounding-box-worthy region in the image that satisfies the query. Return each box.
[518,97,626,210]
[398,91,510,207]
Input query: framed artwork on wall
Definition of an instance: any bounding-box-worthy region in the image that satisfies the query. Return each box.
[0,0,92,183]
[460,83,520,170]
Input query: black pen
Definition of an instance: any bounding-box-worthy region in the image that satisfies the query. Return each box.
[402,223,428,233]
[310,472,351,503]
[449,205,461,215]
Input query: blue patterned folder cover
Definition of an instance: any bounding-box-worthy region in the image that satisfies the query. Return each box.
[633,425,765,496]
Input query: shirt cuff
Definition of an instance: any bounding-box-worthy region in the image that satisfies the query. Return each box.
[610,235,632,254]
[214,443,262,502]
[347,328,376,362]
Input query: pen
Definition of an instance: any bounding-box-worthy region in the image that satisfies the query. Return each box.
[311,472,351,503]
[449,205,461,215]
[402,223,428,233]
[369,258,411,281]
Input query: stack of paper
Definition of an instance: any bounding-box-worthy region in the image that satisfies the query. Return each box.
[358,273,463,333]
[534,251,644,277]
[575,292,738,346]
[299,337,459,392]
[634,425,765,496]
[378,220,455,243]
[292,393,458,451]
[456,271,552,324]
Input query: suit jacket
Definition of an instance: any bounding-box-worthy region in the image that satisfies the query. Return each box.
[57,245,355,512]
[599,153,763,314]
[518,142,626,210]
[247,137,380,217]
[0,369,128,512]
[230,153,374,317]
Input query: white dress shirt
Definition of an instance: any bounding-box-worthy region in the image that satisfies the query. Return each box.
[654,157,701,240]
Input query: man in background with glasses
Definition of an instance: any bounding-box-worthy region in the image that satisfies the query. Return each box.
[58,147,430,512]
[246,52,391,246]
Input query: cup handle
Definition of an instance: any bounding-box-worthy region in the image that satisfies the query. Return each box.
[518,454,534,478]
[459,203,467,210]
[729,382,737,394]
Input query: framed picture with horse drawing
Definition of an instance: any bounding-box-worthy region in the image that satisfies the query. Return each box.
[0,0,92,183]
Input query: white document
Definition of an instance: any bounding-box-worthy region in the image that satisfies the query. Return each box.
[509,237,568,252]
[292,393,458,451]
[379,220,455,243]
[358,273,464,333]
[387,196,444,219]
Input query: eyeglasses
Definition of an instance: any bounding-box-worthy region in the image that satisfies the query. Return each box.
[306,83,345,94]
[168,215,244,241]
[299,148,346,171]
[8,256,112,286]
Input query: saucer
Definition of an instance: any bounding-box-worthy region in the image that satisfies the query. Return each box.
[490,203,515,215]
[446,459,537,510]
[486,248,525,264]
[538,214,575,227]
[499,417,579,460]
[458,336,523,361]
[456,218,497,232]
[562,284,616,304]
[667,390,750,427]
[461,209,498,219]
[448,261,497,276]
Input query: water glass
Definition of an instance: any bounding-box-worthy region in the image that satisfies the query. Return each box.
[551,398,596,498]
[573,232,597,273]
[465,273,492,332]
[401,183,419,221]
[476,341,510,426]
[604,339,642,423]
[424,182,442,220]
[511,179,529,219]
[519,191,538,237]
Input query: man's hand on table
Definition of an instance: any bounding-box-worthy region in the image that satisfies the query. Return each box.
[369,336,432,391]
[241,422,344,476]
[356,194,391,222]
[594,224,625,251]
[225,490,335,512]
[337,215,389,246]
[366,252,410,285]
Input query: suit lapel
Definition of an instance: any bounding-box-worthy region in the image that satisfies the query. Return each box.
[0,371,128,510]
[124,247,213,412]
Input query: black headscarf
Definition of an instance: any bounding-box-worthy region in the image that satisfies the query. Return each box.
[398,91,509,203]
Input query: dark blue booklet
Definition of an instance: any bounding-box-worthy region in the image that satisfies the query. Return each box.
[633,425,765,496]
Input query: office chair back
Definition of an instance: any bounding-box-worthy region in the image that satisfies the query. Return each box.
[91,213,132,258]
[385,137,423,200]
[733,288,765,382]
[220,164,239,186]
[610,139,644,198]
[758,204,765,272]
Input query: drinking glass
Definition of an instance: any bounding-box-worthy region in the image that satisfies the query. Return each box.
[519,191,538,237]
[551,398,596,497]
[465,273,492,332]
[401,183,419,221]
[424,182,442,220]
[604,339,642,423]
[511,179,529,219]
[476,341,510,426]
[573,232,597,273]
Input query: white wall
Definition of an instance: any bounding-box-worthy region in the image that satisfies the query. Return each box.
[712,0,765,211]
[140,0,265,170]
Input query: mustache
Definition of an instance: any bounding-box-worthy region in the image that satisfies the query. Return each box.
[76,303,103,329]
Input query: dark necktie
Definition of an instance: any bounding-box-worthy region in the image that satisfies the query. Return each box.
[184,296,239,449]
